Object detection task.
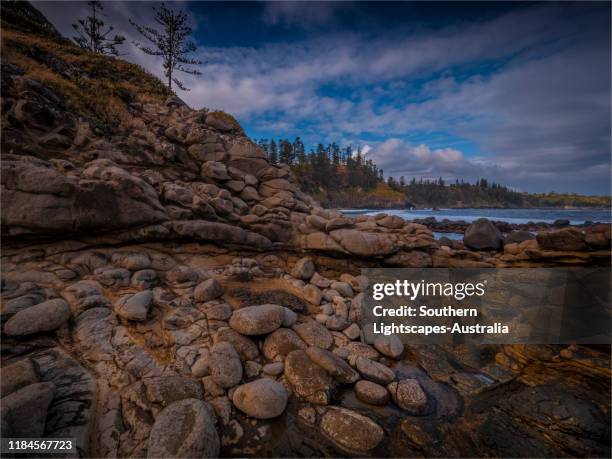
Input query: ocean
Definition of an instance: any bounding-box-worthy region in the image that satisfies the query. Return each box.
[341,207,611,225]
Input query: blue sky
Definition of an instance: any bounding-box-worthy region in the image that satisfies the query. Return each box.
[35,1,611,194]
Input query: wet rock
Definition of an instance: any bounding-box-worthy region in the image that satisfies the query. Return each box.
[305,347,359,383]
[320,407,384,454]
[194,279,224,302]
[354,380,389,405]
[285,350,335,405]
[263,328,307,360]
[355,357,395,385]
[387,379,428,414]
[293,320,334,349]
[210,342,243,388]
[147,399,220,458]
[463,218,503,250]
[373,334,404,359]
[1,382,55,437]
[229,304,285,335]
[4,299,70,336]
[291,257,315,280]
[115,290,152,321]
[0,359,39,397]
[232,379,288,419]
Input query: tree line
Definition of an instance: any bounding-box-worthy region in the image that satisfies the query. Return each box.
[72,1,201,91]
[256,138,382,193]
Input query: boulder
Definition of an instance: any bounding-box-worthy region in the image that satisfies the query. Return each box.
[4,299,70,336]
[194,279,224,302]
[377,215,404,229]
[373,335,404,359]
[305,347,359,383]
[293,320,334,349]
[320,407,384,454]
[201,161,230,180]
[285,350,335,405]
[229,304,285,335]
[0,382,55,437]
[263,328,307,360]
[354,380,389,405]
[291,257,315,280]
[387,379,428,414]
[232,379,288,419]
[210,342,243,388]
[504,230,535,245]
[463,218,503,250]
[147,399,220,458]
[214,328,259,360]
[355,357,395,385]
[330,230,398,257]
[115,290,152,321]
[537,228,588,251]
[144,376,204,407]
[303,284,322,305]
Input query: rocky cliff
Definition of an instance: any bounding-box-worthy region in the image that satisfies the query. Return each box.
[1,4,610,458]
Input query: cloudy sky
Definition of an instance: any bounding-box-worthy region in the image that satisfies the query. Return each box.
[35,1,611,194]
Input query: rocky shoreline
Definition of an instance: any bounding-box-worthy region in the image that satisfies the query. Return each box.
[1,60,611,458]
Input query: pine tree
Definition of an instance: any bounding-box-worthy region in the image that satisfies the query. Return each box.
[72,1,125,55]
[130,3,202,91]
[269,140,278,164]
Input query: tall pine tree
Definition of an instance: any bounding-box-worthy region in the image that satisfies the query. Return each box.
[130,3,202,91]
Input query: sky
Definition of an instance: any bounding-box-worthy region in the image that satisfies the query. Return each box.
[34,1,611,195]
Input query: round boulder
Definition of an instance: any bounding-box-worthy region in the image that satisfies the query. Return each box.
[229,304,285,335]
[463,218,503,251]
[387,379,428,414]
[355,380,389,405]
[210,342,243,388]
[4,299,71,336]
[232,379,288,419]
[320,407,384,455]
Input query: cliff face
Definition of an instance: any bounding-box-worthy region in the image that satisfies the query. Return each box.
[1,4,610,458]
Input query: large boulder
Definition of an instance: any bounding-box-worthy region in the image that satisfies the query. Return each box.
[229,304,285,335]
[4,299,70,336]
[147,399,220,458]
[232,379,288,419]
[354,380,389,405]
[0,359,39,398]
[387,379,428,414]
[291,257,315,280]
[355,357,395,385]
[115,290,152,321]
[330,230,399,257]
[262,328,307,360]
[537,228,588,251]
[194,279,224,302]
[319,407,384,454]
[305,347,359,383]
[293,320,334,349]
[463,218,503,250]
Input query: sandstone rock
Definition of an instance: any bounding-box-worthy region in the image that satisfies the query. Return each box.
[229,304,285,335]
[263,328,307,360]
[355,357,395,384]
[194,279,224,302]
[0,382,55,437]
[291,257,315,280]
[0,359,39,398]
[4,299,70,336]
[463,218,503,250]
[330,229,398,257]
[285,350,335,405]
[293,320,334,349]
[320,407,384,454]
[537,228,588,251]
[339,273,368,292]
[326,217,353,231]
[201,161,230,180]
[305,347,359,383]
[306,214,328,230]
[373,334,404,359]
[355,380,389,405]
[147,399,220,458]
[115,290,152,321]
[232,379,288,419]
[214,328,259,360]
[303,284,322,305]
[210,342,243,388]
[377,215,405,229]
[263,362,284,376]
[387,379,428,414]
